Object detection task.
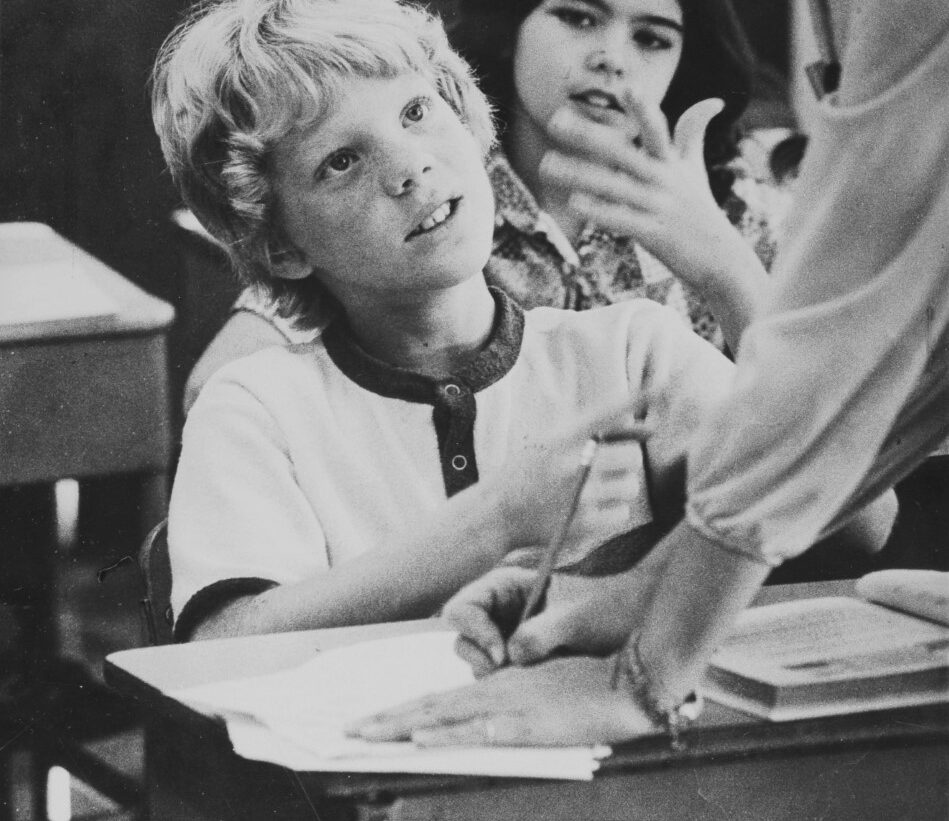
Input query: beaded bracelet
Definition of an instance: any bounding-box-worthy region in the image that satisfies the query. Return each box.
[610,633,703,751]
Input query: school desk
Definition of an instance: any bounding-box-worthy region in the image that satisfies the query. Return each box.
[105,581,949,821]
[0,221,175,817]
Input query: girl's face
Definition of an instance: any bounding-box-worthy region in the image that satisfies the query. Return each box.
[512,0,684,147]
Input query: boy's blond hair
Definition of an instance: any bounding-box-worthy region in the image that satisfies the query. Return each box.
[152,0,495,325]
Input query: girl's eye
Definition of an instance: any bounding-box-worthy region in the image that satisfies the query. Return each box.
[633,29,676,51]
[403,98,430,125]
[552,8,596,30]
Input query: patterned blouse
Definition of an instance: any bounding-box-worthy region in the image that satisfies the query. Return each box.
[484,146,788,351]
[234,141,791,351]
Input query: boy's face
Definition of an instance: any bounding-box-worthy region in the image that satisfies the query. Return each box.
[271,73,495,307]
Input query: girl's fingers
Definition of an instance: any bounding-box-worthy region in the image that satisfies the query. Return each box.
[672,98,724,167]
[547,110,664,183]
[622,89,673,161]
[568,192,655,238]
[541,152,663,209]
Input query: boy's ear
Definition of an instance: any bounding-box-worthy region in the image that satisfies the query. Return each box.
[270,246,313,281]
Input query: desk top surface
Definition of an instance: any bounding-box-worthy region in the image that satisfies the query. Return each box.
[0,222,174,344]
[104,579,949,798]
[106,582,849,692]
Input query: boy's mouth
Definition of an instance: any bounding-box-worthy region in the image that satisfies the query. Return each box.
[570,89,626,115]
[406,197,460,240]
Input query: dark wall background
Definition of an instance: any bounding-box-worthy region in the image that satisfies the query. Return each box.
[0,0,190,304]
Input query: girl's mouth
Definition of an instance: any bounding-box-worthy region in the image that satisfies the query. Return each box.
[571,89,625,114]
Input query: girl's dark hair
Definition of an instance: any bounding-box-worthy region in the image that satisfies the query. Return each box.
[448,0,755,204]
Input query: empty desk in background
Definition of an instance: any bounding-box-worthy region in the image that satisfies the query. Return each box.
[0,221,175,818]
[0,221,174,491]
[105,581,949,821]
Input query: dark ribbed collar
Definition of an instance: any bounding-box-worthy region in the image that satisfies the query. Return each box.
[322,287,524,404]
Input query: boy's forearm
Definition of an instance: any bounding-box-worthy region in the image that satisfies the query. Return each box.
[189,482,514,640]
[633,521,771,703]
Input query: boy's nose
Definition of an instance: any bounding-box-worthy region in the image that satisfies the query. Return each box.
[381,144,433,197]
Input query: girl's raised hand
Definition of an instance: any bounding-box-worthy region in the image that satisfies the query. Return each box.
[540,93,767,349]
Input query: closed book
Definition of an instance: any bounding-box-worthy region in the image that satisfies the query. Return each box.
[702,575,949,721]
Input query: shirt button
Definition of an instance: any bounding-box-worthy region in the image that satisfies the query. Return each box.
[444,383,462,397]
[451,455,468,471]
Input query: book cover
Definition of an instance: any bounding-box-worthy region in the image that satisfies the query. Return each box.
[702,586,949,721]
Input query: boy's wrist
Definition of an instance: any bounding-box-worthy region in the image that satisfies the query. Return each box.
[468,480,524,560]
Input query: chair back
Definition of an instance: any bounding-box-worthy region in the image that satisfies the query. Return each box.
[139,519,174,645]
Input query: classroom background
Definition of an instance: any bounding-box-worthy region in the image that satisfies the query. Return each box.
[1,1,945,818]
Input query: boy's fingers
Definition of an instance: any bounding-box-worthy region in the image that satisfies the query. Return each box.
[672,98,724,167]
[412,713,533,748]
[508,611,575,665]
[454,635,500,678]
[447,603,508,668]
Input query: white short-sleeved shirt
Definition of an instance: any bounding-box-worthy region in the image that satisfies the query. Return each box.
[169,290,733,637]
[686,19,949,564]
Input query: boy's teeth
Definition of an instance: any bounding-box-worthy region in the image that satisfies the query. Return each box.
[418,202,451,232]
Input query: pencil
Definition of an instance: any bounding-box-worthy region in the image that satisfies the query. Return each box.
[518,424,653,626]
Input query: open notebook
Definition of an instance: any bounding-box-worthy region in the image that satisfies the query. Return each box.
[173,631,609,780]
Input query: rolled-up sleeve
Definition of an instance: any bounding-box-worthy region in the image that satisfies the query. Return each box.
[685,22,949,565]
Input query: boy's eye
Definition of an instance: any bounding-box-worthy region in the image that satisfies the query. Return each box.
[403,98,430,125]
[320,149,359,179]
[552,8,597,30]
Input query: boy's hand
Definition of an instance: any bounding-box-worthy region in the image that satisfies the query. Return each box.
[347,653,655,747]
[447,560,663,676]
[490,398,649,552]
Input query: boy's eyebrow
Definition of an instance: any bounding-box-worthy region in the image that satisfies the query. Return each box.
[567,0,684,32]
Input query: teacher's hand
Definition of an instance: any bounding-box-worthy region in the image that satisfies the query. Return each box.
[345,654,656,747]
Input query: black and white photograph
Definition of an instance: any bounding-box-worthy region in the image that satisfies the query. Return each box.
[2,0,947,818]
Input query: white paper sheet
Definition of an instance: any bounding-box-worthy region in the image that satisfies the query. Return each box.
[173,631,609,780]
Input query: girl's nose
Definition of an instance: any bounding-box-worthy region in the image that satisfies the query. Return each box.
[585,25,630,78]
[585,47,625,77]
